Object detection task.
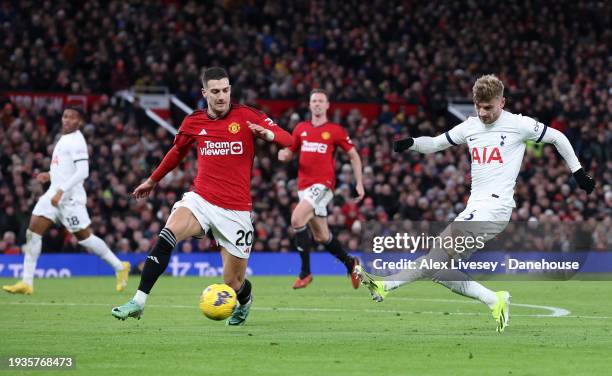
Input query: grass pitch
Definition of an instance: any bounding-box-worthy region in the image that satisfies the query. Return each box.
[1,276,611,375]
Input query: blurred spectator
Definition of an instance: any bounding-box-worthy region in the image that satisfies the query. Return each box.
[1,231,20,254]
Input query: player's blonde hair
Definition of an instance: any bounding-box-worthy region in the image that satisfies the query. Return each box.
[472,74,504,102]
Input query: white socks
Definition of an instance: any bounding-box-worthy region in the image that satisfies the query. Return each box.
[78,234,124,272]
[22,229,42,286]
[382,247,450,291]
[382,247,499,308]
[435,276,499,308]
[21,231,124,286]
[133,290,148,307]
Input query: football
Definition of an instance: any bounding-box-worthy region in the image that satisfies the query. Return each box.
[199,284,237,320]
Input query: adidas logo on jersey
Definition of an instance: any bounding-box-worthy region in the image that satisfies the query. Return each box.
[300,131,307,137]
[148,256,160,264]
[198,129,207,135]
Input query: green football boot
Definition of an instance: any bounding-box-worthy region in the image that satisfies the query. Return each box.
[112,300,144,321]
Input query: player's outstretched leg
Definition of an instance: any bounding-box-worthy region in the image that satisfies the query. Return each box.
[355,246,455,302]
[434,269,510,332]
[292,225,313,289]
[3,229,42,295]
[76,229,130,292]
[353,265,387,302]
[112,227,176,320]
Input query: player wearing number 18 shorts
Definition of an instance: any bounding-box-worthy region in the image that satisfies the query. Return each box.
[3,107,129,295]
[112,67,293,325]
[278,89,365,289]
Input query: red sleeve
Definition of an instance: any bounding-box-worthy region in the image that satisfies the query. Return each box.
[288,123,301,152]
[335,126,354,152]
[258,112,293,148]
[149,120,195,182]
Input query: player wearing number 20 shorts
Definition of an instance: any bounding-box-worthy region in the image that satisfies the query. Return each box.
[112,67,293,325]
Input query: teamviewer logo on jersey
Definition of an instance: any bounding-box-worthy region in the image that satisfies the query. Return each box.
[199,141,244,156]
[230,142,243,154]
[301,141,328,153]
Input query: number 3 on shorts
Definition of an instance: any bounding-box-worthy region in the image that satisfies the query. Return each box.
[235,230,254,246]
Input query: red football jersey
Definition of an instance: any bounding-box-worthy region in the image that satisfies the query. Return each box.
[289,121,354,190]
[151,104,292,211]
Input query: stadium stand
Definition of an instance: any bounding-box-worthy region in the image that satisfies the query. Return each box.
[1,0,610,253]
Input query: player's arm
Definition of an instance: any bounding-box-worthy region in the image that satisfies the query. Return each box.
[540,127,595,193]
[35,171,50,183]
[278,126,301,162]
[51,160,89,207]
[393,124,465,154]
[247,114,293,147]
[278,148,294,162]
[337,129,364,201]
[133,133,194,199]
[346,147,365,201]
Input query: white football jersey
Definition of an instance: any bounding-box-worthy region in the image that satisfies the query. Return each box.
[446,110,546,208]
[49,130,89,201]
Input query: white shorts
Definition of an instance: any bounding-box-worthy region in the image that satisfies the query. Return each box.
[298,184,334,217]
[172,192,254,259]
[450,199,512,258]
[32,191,91,232]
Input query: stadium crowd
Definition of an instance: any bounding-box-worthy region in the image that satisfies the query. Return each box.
[0,0,610,254]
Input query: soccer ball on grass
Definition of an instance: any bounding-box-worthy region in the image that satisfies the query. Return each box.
[199,283,237,320]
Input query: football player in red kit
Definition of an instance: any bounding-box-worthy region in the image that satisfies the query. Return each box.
[112,67,292,325]
[278,89,364,289]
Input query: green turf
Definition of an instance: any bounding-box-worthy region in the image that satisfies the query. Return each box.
[1,276,611,376]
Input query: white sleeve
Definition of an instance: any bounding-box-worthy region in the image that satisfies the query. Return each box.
[540,127,582,173]
[68,135,89,162]
[411,122,466,154]
[59,135,89,191]
[517,115,547,142]
[59,159,89,191]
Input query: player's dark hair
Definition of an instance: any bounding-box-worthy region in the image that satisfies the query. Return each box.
[310,88,329,100]
[64,106,86,121]
[201,67,229,88]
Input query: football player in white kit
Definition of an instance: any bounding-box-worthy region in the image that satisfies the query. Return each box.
[3,107,130,295]
[355,75,595,332]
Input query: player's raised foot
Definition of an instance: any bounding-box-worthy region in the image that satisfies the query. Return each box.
[292,274,313,289]
[226,299,252,326]
[354,265,387,302]
[349,257,361,289]
[115,261,131,292]
[491,291,511,333]
[111,300,144,321]
[2,282,34,295]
